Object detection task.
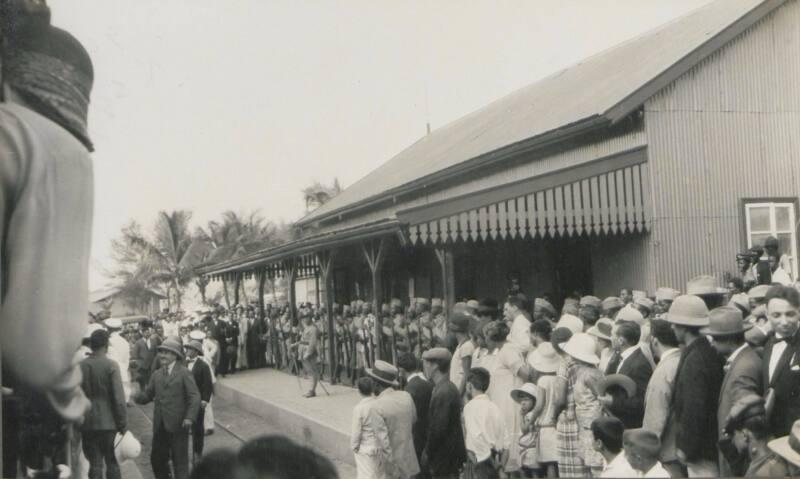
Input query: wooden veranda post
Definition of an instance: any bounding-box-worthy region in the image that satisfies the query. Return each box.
[362,237,386,360]
[283,259,298,325]
[257,268,266,320]
[435,247,455,321]
[316,250,337,384]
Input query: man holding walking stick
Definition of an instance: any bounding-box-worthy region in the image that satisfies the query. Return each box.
[292,312,320,398]
[133,339,200,479]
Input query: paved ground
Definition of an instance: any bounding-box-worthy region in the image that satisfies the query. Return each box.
[127,392,356,479]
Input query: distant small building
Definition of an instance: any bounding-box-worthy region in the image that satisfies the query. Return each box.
[89,287,166,318]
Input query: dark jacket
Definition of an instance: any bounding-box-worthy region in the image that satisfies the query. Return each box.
[424,379,467,475]
[762,332,800,437]
[136,362,201,433]
[609,347,653,428]
[132,335,161,371]
[79,354,127,431]
[188,358,214,402]
[718,344,763,476]
[405,375,433,461]
[671,336,724,463]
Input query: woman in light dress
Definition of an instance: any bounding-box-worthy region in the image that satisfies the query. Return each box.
[481,321,534,474]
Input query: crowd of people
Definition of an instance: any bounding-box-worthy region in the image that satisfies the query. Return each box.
[342,276,800,479]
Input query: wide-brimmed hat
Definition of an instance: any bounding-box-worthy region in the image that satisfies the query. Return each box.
[616,305,646,326]
[579,296,602,308]
[768,419,800,467]
[534,298,557,317]
[587,318,613,342]
[556,314,584,335]
[665,295,710,327]
[729,293,751,314]
[562,333,600,365]
[104,317,123,330]
[449,313,472,333]
[114,430,142,464]
[632,290,647,300]
[527,343,561,373]
[700,306,752,336]
[183,340,204,355]
[602,297,625,311]
[655,287,681,303]
[466,300,480,310]
[748,285,770,301]
[189,330,207,341]
[157,339,184,359]
[633,297,655,312]
[599,374,637,398]
[510,383,544,405]
[365,360,400,388]
[687,275,727,296]
[422,347,452,362]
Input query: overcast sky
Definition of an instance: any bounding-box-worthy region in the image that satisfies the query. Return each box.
[49,0,714,289]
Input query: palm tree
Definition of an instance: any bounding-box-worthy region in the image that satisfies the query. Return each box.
[123,210,204,310]
[302,178,342,213]
[196,210,291,307]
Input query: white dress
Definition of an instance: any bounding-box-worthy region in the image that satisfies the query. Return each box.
[108,332,131,402]
[483,343,525,472]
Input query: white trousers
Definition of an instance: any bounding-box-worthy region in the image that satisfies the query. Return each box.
[354,452,384,479]
[204,397,215,431]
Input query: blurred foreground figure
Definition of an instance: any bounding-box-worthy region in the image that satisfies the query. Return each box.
[232,435,338,479]
[1,1,94,398]
[2,1,95,475]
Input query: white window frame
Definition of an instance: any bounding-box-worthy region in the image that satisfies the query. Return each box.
[744,201,798,280]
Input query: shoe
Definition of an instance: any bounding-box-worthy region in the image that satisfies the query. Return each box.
[303,391,316,398]
[205,429,214,436]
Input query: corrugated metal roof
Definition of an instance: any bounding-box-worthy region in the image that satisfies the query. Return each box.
[89,286,167,303]
[299,0,781,226]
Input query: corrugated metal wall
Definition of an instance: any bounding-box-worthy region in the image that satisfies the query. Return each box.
[645,0,800,289]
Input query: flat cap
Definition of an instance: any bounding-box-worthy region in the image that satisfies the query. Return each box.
[748,285,770,300]
[422,347,452,362]
[602,297,625,311]
[580,296,602,308]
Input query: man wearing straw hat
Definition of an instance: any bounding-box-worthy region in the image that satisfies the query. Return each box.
[79,329,128,479]
[133,338,200,479]
[665,295,723,478]
[368,360,420,479]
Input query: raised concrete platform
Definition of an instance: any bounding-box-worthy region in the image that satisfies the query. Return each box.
[215,369,361,467]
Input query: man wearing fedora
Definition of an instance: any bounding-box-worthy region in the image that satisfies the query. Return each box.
[367,360,420,479]
[134,338,201,479]
[666,295,724,478]
[701,306,763,476]
[79,329,128,479]
[184,340,214,460]
[397,352,432,477]
[762,285,800,439]
[133,321,162,392]
[642,319,681,478]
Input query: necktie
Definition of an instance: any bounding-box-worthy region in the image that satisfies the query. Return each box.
[606,351,622,375]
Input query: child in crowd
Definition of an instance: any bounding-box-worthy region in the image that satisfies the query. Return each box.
[463,367,508,479]
[527,341,561,478]
[512,383,545,478]
[350,377,390,479]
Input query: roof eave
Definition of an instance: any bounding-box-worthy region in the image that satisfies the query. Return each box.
[296,114,610,228]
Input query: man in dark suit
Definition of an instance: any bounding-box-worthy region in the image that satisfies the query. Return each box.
[601,321,653,428]
[134,338,201,479]
[214,313,230,375]
[398,352,433,477]
[702,306,763,476]
[184,340,214,459]
[422,347,466,479]
[132,321,161,390]
[762,285,800,437]
[666,295,724,478]
[79,329,128,479]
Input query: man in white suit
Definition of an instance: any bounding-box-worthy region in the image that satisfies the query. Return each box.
[642,319,682,478]
[367,360,420,479]
[105,318,132,404]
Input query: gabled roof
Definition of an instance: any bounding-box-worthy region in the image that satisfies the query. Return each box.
[89,286,167,303]
[298,0,783,227]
